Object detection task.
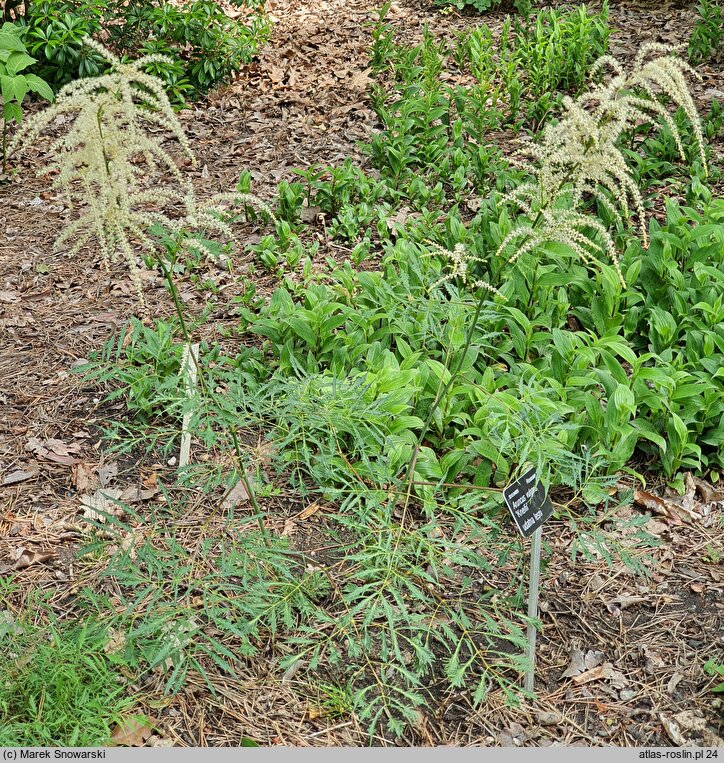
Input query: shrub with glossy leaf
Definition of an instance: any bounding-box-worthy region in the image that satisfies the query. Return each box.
[0,21,54,170]
[17,0,268,100]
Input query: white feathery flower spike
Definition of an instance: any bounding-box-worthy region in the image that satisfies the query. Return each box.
[9,37,273,301]
[496,44,706,287]
[427,241,504,298]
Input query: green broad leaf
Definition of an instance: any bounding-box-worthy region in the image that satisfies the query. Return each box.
[625,259,642,285]
[669,412,689,445]
[390,415,424,431]
[3,99,22,124]
[612,384,636,416]
[285,316,316,347]
[240,738,260,747]
[5,51,35,77]
[631,420,667,452]
[591,296,615,336]
[0,31,27,53]
[10,72,27,104]
[1,73,27,105]
[671,382,706,402]
[598,338,637,365]
[612,428,638,465]
[24,73,54,102]
[0,73,13,102]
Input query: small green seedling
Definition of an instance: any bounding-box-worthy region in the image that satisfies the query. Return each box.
[703,660,724,693]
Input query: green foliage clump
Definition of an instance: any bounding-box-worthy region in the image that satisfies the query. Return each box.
[19,0,106,84]
[0,616,133,746]
[367,3,610,205]
[688,0,723,66]
[68,24,720,737]
[0,21,53,170]
[435,0,529,16]
[509,3,611,125]
[15,0,268,101]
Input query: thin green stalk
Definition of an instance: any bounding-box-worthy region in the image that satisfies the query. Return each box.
[229,427,269,545]
[2,118,7,173]
[155,239,267,542]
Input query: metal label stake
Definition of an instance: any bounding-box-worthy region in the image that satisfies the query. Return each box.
[502,466,552,693]
[525,525,543,692]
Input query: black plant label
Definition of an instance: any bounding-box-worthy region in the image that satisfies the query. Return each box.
[503,467,553,538]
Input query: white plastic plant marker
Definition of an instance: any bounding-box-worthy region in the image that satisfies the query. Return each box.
[179,342,200,468]
[502,466,553,693]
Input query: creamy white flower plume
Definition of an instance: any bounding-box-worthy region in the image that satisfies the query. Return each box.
[497,44,706,285]
[10,37,272,300]
[427,241,504,298]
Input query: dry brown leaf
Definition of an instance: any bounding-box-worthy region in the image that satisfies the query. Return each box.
[692,476,724,504]
[26,436,81,466]
[385,207,411,231]
[12,547,56,570]
[72,462,97,492]
[43,451,79,466]
[660,713,687,746]
[561,647,586,678]
[645,517,669,536]
[508,721,527,746]
[141,470,159,489]
[605,594,647,614]
[80,488,125,522]
[110,715,153,747]
[268,64,285,83]
[306,704,324,720]
[633,489,693,525]
[300,205,322,223]
[0,290,20,303]
[573,663,628,689]
[297,502,321,521]
[119,485,158,503]
[146,736,174,748]
[2,469,36,486]
[582,650,604,669]
[104,628,126,655]
[667,671,685,694]
[643,645,665,672]
[535,710,562,726]
[349,67,371,90]
[221,478,249,510]
[98,461,118,487]
[121,322,134,349]
[572,665,607,685]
